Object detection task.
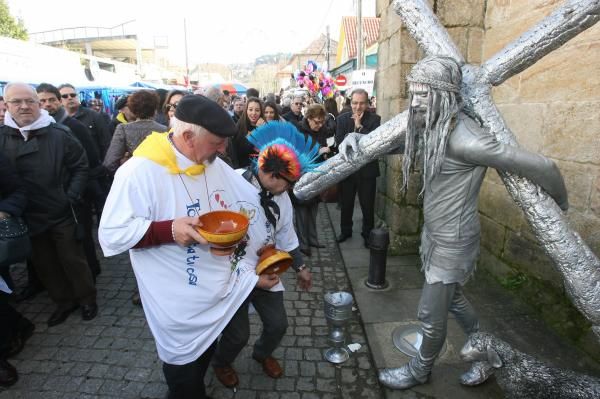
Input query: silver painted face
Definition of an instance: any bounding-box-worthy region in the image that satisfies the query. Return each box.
[409,83,429,113]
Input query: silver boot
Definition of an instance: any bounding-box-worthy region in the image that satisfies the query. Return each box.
[378,363,428,390]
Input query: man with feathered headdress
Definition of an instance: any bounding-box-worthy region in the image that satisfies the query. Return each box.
[212,121,322,388]
[338,56,569,390]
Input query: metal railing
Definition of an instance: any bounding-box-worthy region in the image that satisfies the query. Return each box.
[29,20,137,44]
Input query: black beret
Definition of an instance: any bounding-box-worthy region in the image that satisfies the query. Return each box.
[115,95,128,110]
[175,95,237,137]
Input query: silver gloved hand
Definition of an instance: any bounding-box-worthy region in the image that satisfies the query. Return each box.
[338,133,363,161]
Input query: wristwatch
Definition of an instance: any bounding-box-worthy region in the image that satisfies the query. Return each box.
[296,264,309,273]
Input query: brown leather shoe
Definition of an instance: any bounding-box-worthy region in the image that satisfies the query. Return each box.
[213,365,239,388]
[0,358,18,387]
[253,355,283,379]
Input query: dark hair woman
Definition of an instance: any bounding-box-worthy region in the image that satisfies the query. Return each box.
[291,104,332,256]
[161,90,187,128]
[231,97,265,168]
[263,101,282,122]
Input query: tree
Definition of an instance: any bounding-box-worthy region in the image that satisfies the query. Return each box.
[0,0,27,40]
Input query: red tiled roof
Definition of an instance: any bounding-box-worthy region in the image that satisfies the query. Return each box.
[300,33,338,56]
[342,16,380,58]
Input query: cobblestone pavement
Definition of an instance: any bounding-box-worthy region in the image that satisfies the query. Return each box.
[0,204,384,399]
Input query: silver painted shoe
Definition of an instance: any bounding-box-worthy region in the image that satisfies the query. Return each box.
[378,363,427,390]
[460,361,494,386]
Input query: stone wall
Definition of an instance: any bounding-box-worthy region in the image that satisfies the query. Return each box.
[375,0,600,352]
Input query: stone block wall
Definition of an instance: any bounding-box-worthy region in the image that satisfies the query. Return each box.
[375,0,600,353]
[480,0,600,287]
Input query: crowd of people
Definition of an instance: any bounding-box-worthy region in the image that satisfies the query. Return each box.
[0,80,380,398]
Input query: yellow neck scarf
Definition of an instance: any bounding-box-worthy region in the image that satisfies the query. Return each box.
[116,112,128,124]
[133,132,205,176]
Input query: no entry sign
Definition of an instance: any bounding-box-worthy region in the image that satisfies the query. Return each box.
[335,75,347,87]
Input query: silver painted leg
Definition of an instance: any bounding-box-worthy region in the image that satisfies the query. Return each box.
[391,324,447,358]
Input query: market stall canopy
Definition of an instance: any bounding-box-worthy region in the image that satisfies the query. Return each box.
[210,82,248,95]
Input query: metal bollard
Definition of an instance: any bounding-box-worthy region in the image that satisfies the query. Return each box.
[366,227,389,289]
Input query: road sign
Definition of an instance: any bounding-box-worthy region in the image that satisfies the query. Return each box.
[335,75,347,87]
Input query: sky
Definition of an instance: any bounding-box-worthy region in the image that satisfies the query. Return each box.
[7,0,376,66]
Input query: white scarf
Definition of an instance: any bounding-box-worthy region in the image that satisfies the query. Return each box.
[4,109,55,141]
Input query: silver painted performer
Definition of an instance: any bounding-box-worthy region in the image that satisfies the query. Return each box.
[350,56,569,390]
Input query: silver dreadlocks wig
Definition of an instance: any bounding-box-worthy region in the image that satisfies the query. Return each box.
[402,56,463,193]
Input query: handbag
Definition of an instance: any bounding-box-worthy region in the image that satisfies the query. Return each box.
[0,216,32,269]
[319,184,340,203]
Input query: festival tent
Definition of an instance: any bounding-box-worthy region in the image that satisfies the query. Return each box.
[209,82,248,95]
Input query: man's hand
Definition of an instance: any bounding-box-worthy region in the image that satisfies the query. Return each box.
[256,273,280,289]
[297,268,312,291]
[352,112,364,131]
[172,216,208,246]
[338,133,362,161]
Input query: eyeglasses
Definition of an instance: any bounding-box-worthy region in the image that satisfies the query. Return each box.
[61,93,78,99]
[6,99,37,106]
[166,102,179,111]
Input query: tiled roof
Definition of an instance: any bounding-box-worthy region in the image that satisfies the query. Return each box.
[300,33,338,56]
[342,16,380,58]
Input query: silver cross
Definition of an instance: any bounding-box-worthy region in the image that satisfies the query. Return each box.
[294,0,600,339]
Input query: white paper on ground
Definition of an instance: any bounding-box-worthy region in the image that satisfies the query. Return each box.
[347,343,362,352]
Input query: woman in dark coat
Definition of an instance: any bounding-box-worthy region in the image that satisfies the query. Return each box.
[292,104,332,256]
[231,97,265,168]
[0,152,34,387]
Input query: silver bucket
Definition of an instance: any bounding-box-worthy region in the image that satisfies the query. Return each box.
[324,291,353,324]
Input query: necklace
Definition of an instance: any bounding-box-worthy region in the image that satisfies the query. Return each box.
[168,133,212,215]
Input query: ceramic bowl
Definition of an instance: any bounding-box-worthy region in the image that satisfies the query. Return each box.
[256,246,292,275]
[196,210,249,248]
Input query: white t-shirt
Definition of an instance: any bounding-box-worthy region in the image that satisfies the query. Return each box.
[99,149,296,365]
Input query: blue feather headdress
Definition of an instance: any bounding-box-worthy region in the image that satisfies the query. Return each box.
[247,121,322,181]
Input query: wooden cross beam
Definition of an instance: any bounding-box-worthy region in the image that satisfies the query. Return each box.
[294,0,600,338]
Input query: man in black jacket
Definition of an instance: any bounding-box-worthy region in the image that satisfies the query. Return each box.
[0,83,98,327]
[334,88,381,247]
[58,83,111,159]
[282,95,304,127]
[37,83,103,278]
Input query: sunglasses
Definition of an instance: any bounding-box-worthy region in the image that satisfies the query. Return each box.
[166,102,179,111]
[61,93,78,99]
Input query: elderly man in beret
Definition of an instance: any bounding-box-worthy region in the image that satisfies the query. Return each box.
[99,95,281,399]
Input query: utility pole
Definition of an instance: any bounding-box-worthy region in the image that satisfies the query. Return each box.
[183,18,190,88]
[356,0,363,70]
[326,25,331,71]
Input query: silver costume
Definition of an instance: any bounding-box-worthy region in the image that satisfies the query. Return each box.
[402,101,568,385]
[422,113,567,286]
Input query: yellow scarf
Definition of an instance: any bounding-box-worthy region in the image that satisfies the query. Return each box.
[116,112,128,124]
[133,132,205,176]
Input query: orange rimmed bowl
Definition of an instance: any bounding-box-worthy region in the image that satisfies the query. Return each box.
[196,210,249,249]
[256,245,292,275]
